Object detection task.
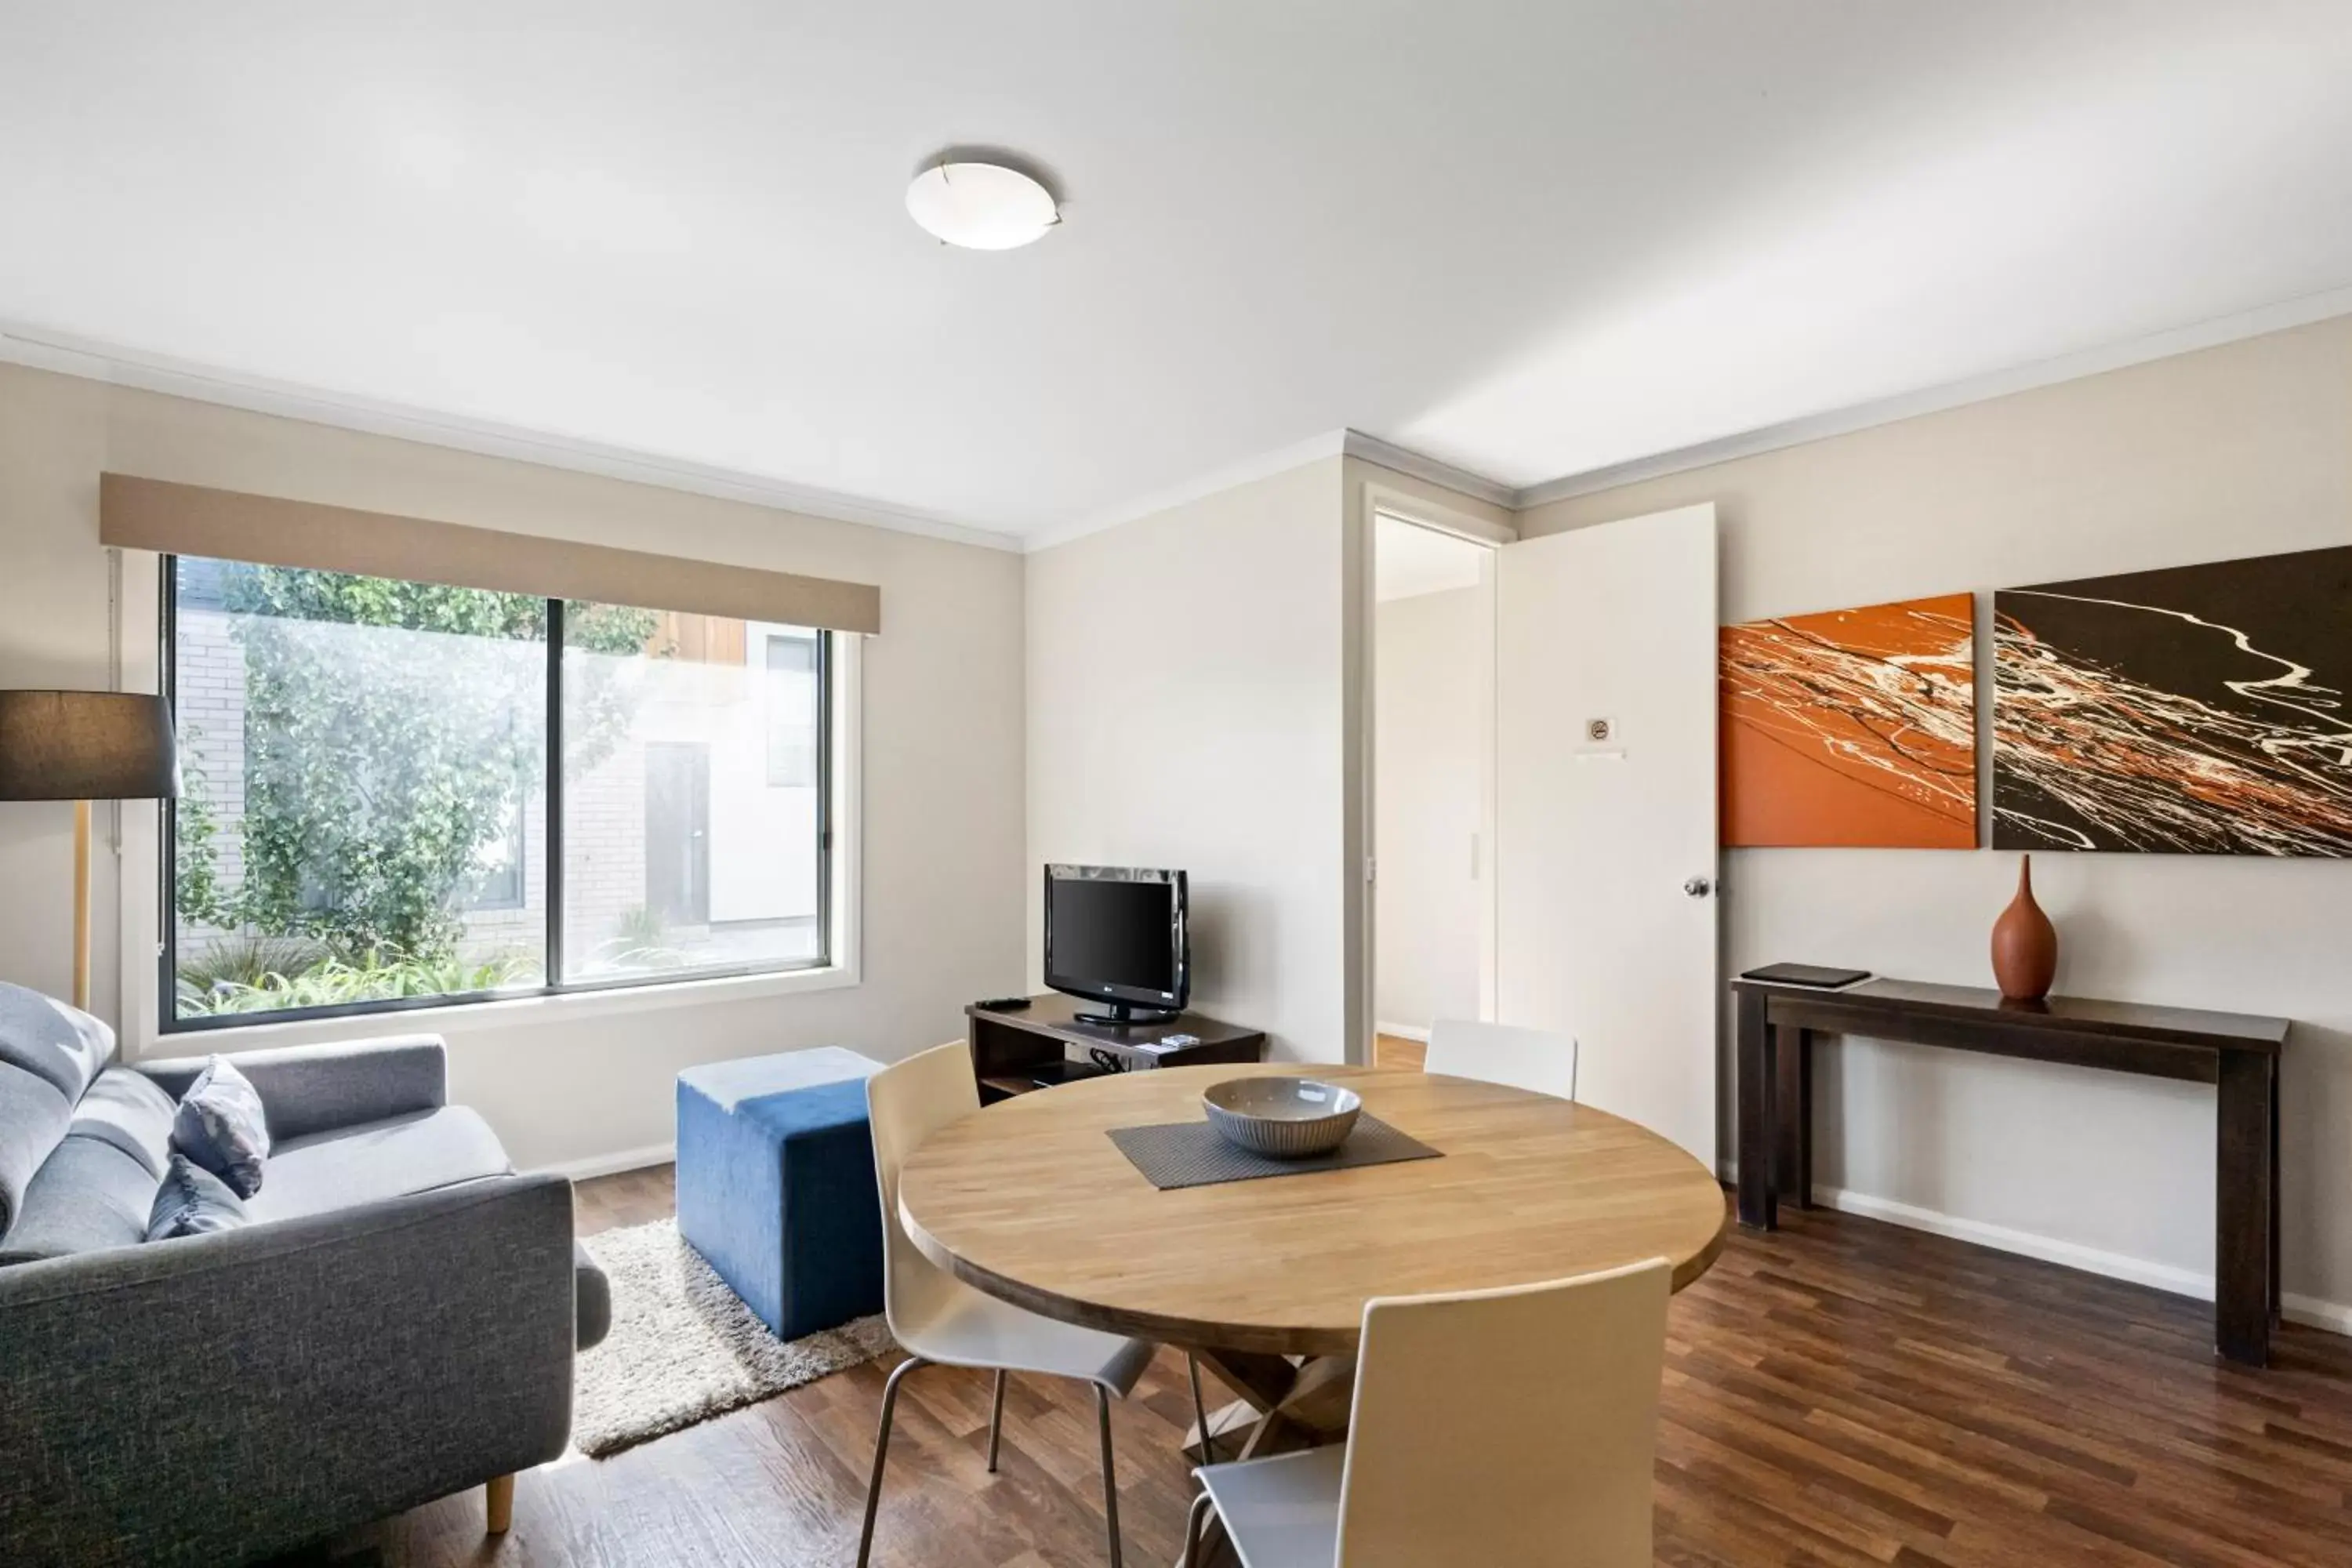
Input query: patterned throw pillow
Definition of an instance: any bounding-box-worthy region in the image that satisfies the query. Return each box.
[147,1152,252,1241]
[169,1056,271,1198]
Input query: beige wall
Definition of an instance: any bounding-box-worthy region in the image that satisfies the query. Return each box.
[0,361,1028,1170]
[1025,458,1354,1061]
[1519,314,2352,1321]
[1374,586,1485,1034]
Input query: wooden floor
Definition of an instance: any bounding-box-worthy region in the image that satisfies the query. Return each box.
[1373,1032,1425,1071]
[327,1162,2352,1568]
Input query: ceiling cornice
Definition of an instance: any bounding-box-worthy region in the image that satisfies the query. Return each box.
[1054,281,2352,549]
[0,317,1523,558]
[16,279,2343,562]
[0,320,1027,554]
[1023,428,1518,555]
[1515,283,2352,510]
[1337,430,1516,509]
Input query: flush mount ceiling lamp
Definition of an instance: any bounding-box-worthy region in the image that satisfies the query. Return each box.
[906,158,1060,250]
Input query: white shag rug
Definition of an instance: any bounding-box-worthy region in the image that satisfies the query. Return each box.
[574,1218,895,1457]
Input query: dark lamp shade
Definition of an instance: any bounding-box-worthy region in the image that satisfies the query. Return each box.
[0,691,182,801]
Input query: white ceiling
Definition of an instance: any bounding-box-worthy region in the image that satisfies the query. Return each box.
[1375,515,1486,603]
[5,3,2350,543]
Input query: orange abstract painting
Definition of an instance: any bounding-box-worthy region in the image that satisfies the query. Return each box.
[1721,593,1976,848]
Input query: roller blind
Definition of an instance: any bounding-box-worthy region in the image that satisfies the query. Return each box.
[100,474,881,635]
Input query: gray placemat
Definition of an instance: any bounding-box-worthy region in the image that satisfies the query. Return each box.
[1107,1115,1442,1190]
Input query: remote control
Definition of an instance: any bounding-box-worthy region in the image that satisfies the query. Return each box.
[974,996,1032,1011]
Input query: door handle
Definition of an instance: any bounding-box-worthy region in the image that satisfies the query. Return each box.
[1683,877,1715,898]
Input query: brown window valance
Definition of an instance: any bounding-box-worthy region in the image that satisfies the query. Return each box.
[100,474,881,636]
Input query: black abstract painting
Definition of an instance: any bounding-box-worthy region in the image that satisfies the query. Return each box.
[1992,544,2352,855]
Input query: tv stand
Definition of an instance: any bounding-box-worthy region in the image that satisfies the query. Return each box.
[1073,1000,1180,1026]
[966,993,1266,1105]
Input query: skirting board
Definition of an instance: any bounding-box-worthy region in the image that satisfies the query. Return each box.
[535,1142,677,1182]
[1374,1021,1432,1043]
[1808,1182,2352,1338]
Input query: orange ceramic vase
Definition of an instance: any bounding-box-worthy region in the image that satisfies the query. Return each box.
[1990,854,2058,1001]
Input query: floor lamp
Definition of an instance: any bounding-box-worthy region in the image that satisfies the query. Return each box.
[0,691,181,1012]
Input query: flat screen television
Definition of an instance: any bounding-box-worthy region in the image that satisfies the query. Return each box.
[1042,864,1189,1025]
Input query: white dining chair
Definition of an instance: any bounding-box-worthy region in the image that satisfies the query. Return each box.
[1421,1018,1578,1101]
[1180,1258,1671,1568]
[858,1040,1156,1568]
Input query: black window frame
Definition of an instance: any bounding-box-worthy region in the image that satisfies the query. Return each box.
[159,557,836,1033]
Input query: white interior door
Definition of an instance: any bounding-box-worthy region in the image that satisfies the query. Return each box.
[1495,503,1719,1167]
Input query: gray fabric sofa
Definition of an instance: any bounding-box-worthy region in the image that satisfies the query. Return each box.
[0,987,610,1566]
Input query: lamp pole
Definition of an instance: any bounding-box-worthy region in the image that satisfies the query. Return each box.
[72,798,93,1011]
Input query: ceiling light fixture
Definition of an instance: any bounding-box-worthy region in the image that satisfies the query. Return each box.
[906,160,1059,251]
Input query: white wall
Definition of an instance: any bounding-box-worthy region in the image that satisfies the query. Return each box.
[0,361,1029,1171]
[1025,458,1352,1061]
[1519,313,2352,1323]
[1374,585,1484,1034]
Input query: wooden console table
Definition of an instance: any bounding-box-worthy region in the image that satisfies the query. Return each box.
[966,993,1266,1105]
[1731,974,2288,1367]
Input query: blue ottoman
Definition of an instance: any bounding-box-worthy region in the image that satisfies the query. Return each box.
[676,1048,887,1341]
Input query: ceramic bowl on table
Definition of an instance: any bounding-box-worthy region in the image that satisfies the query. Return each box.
[1202,1077,1363,1158]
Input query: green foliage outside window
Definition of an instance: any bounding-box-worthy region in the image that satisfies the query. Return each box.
[174,564,657,992]
[171,725,226,931]
[175,949,546,1018]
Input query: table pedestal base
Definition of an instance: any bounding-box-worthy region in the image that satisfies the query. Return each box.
[1185,1348,1356,1454]
[1182,1400,1259,1466]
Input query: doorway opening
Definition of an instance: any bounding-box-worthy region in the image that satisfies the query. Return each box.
[1369,511,1498,1071]
[1359,495,1721,1164]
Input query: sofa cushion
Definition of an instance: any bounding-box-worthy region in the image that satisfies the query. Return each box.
[0,983,114,1243]
[0,982,112,1100]
[1,1133,160,1263]
[171,1057,271,1198]
[71,1066,179,1176]
[244,1105,512,1224]
[0,1067,174,1264]
[147,1153,252,1241]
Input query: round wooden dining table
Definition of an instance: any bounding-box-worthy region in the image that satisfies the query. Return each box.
[895,1062,1728,1456]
